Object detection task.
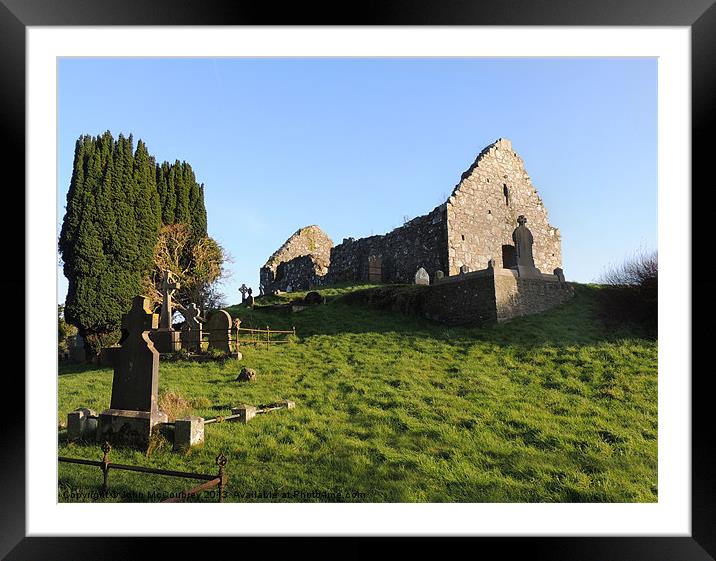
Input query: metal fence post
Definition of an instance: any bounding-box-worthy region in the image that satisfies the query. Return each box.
[216,453,227,503]
[100,441,111,496]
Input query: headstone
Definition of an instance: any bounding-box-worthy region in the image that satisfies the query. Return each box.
[414,267,430,285]
[434,270,444,283]
[304,291,322,305]
[173,417,205,451]
[246,288,255,309]
[69,333,86,363]
[460,265,470,275]
[97,296,168,448]
[152,270,181,352]
[180,302,203,352]
[286,285,293,293]
[206,310,233,353]
[487,259,496,269]
[554,268,566,283]
[239,284,249,303]
[512,216,542,278]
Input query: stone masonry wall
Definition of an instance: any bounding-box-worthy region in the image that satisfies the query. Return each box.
[421,270,498,325]
[327,205,448,284]
[493,269,575,323]
[422,267,573,325]
[446,138,562,275]
[260,225,332,294]
[260,138,564,293]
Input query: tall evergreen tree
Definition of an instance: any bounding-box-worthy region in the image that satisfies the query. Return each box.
[60,131,218,355]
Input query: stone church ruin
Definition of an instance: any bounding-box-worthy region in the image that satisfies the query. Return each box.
[260,138,572,321]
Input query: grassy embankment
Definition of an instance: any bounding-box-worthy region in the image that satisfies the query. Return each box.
[58,283,657,502]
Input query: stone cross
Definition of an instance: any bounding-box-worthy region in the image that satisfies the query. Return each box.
[512,215,535,268]
[414,267,430,285]
[207,310,233,353]
[239,284,249,303]
[183,303,202,330]
[181,303,203,353]
[159,270,180,330]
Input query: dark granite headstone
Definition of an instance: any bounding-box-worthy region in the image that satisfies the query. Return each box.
[97,296,168,448]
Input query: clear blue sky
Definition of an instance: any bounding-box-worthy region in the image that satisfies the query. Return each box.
[57,57,657,306]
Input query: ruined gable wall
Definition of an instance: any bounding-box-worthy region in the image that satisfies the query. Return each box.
[327,205,448,284]
[260,225,333,293]
[446,139,562,275]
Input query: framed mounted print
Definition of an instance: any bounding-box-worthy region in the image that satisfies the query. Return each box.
[5,0,713,559]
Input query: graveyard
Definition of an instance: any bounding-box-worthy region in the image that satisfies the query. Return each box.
[58,281,658,503]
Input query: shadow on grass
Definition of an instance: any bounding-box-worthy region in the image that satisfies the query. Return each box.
[58,362,110,376]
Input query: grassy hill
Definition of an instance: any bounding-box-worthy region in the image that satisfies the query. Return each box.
[57,283,657,503]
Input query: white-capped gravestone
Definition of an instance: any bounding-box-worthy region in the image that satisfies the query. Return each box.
[414,267,430,285]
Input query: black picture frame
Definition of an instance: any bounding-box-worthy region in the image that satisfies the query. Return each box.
[5,1,712,559]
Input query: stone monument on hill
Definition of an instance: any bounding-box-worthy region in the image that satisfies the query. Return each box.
[97,296,168,448]
[512,215,541,278]
[151,270,181,352]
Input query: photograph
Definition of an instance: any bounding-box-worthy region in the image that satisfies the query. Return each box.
[5,5,710,557]
[55,56,659,505]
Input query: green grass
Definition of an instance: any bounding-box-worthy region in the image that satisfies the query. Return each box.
[58,283,657,503]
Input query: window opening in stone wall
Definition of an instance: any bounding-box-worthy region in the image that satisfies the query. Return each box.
[461,234,465,241]
[503,184,510,206]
